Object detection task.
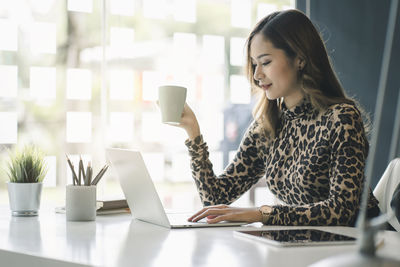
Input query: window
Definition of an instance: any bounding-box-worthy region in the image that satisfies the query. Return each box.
[0,0,294,208]
[0,19,17,51]
[67,69,92,100]
[0,65,17,97]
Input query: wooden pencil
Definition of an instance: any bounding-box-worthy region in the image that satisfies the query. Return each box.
[91,164,109,185]
[66,154,79,185]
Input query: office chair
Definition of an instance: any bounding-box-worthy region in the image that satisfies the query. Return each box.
[373,158,400,231]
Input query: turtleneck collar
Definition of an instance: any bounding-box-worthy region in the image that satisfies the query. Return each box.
[281,97,313,120]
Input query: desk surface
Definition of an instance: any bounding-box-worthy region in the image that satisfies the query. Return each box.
[0,206,399,267]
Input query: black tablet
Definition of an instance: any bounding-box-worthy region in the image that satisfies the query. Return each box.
[234,229,356,247]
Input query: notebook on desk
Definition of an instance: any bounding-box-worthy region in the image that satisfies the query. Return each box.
[106,148,247,229]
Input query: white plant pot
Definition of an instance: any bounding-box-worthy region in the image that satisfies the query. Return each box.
[7,182,43,216]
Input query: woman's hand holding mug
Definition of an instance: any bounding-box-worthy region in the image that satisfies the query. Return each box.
[158,85,200,140]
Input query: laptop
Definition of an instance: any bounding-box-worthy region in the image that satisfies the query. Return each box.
[106,148,247,229]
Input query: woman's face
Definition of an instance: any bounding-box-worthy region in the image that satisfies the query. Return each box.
[250,33,304,108]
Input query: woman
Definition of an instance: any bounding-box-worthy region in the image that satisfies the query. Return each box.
[172,9,380,226]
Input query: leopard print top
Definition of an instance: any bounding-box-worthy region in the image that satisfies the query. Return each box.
[185,98,380,226]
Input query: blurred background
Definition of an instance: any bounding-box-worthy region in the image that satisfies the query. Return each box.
[0,0,398,212]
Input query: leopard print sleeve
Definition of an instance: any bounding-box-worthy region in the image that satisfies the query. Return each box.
[185,121,267,206]
[265,104,368,226]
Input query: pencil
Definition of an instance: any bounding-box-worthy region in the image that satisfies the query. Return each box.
[88,164,93,185]
[91,164,106,184]
[86,162,89,186]
[66,154,79,185]
[71,162,77,185]
[96,165,108,185]
[85,162,90,186]
[91,165,105,185]
[78,157,82,186]
[91,164,109,185]
[79,156,86,186]
[87,162,93,186]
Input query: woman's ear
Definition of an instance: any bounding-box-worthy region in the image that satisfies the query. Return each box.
[297,57,306,70]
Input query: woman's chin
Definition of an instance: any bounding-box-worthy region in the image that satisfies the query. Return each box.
[265,91,278,100]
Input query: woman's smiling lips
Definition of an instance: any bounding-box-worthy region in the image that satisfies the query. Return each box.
[260,83,272,91]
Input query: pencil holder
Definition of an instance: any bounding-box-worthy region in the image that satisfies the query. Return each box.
[66,185,96,221]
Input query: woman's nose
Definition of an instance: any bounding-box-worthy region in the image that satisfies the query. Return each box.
[253,65,264,81]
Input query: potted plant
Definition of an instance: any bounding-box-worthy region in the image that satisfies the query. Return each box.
[6,145,48,216]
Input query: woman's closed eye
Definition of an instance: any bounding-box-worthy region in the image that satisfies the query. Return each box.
[252,61,270,68]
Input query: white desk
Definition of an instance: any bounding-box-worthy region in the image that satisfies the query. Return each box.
[0,206,399,267]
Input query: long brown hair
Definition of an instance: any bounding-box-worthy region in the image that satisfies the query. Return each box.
[246,9,356,138]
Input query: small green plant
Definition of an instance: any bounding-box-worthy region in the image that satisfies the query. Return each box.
[7,145,48,183]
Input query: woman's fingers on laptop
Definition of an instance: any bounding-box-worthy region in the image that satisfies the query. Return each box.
[189,206,261,224]
[189,208,229,222]
[187,204,229,222]
[192,207,235,223]
[204,207,249,223]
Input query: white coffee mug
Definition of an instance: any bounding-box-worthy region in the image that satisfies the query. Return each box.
[66,185,96,221]
[158,85,187,125]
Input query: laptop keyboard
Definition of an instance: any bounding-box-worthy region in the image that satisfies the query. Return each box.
[167,213,208,225]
